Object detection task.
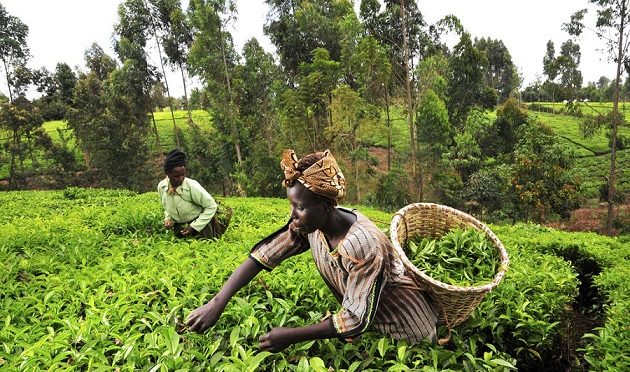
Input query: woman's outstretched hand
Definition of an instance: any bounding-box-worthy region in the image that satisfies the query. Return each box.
[186,298,226,333]
[259,327,296,353]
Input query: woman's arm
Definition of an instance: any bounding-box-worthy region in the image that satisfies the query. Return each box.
[259,319,336,353]
[186,258,262,333]
[188,180,218,232]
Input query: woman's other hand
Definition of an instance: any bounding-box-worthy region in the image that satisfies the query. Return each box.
[164,219,174,229]
[180,225,195,236]
[186,298,226,333]
[259,327,296,353]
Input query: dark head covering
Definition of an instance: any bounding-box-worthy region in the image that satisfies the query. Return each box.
[164,149,187,172]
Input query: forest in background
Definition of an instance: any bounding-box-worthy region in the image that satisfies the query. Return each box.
[1,0,629,233]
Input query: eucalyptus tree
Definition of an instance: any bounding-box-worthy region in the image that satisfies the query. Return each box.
[557,40,583,99]
[54,63,77,106]
[350,35,393,169]
[264,0,355,80]
[447,32,490,129]
[0,97,43,187]
[68,43,151,189]
[114,0,159,117]
[359,0,439,197]
[415,89,452,200]
[565,0,630,235]
[188,0,245,195]
[278,48,342,151]
[115,0,180,148]
[475,38,519,101]
[328,84,379,203]
[31,63,77,120]
[416,54,449,104]
[542,40,560,103]
[148,0,194,123]
[234,38,285,196]
[67,45,110,171]
[359,0,429,91]
[0,4,29,103]
[31,67,61,120]
[542,39,583,101]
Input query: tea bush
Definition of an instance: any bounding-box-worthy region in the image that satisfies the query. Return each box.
[0,190,628,370]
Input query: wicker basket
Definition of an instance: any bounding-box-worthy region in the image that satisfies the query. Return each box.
[390,203,509,343]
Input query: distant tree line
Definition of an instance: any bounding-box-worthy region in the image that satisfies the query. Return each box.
[1,0,626,228]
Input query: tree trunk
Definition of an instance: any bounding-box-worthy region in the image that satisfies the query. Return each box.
[150,111,162,154]
[217,20,242,165]
[26,132,39,170]
[144,0,180,149]
[400,0,418,199]
[606,1,626,235]
[9,131,18,187]
[385,86,392,172]
[3,59,13,103]
[179,63,193,124]
[16,130,24,171]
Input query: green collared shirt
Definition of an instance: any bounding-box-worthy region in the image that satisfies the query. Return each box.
[157,177,217,232]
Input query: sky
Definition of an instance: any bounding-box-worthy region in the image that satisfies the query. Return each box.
[0,0,619,99]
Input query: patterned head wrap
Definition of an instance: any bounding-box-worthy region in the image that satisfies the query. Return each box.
[280,149,346,201]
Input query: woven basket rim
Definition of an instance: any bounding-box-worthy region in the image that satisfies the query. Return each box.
[390,202,510,294]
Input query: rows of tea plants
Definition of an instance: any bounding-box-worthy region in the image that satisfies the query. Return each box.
[0,111,213,180]
[530,101,630,122]
[1,189,628,370]
[572,149,630,198]
[40,110,213,153]
[527,110,630,197]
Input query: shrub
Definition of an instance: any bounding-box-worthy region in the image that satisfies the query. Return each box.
[373,167,411,212]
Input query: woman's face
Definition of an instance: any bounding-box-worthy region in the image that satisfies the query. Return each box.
[287,182,329,235]
[167,166,186,188]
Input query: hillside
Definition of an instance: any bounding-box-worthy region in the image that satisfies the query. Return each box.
[526,107,630,198]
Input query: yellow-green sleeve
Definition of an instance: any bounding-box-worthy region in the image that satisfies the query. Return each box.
[188,179,217,231]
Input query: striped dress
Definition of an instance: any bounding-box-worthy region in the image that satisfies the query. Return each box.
[250,208,437,343]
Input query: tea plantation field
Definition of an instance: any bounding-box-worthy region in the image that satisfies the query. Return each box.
[1,189,628,370]
[526,110,630,198]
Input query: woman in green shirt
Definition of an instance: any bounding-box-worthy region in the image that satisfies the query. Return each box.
[158,149,231,239]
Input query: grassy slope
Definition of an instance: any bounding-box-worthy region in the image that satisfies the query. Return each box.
[39,109,213,155]
[526,109,630,197]
[4,105,628,198]
[0,110,212,179]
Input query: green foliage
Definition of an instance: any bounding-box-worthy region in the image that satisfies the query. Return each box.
[416,54,449,100]
[462,165,512,218]
[416,89,452,155]
[67,53,152,190]
[372,167,411,212]
[448,32,489,128]
[407,228,498,286]
[0,3,29,101]
[574,149,630,198]
[264,0,355,78]
[482,98,529,158]
[184,123,234,195]
[463,237,578,368]
[0,97,45,187]
[475,38,519,101]
[510,121,580,221]
[492,224,630,371]
[0,190,628,370]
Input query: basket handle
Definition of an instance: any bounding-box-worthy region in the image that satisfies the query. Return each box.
[393,212,409,246]
[437,309,452,345]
